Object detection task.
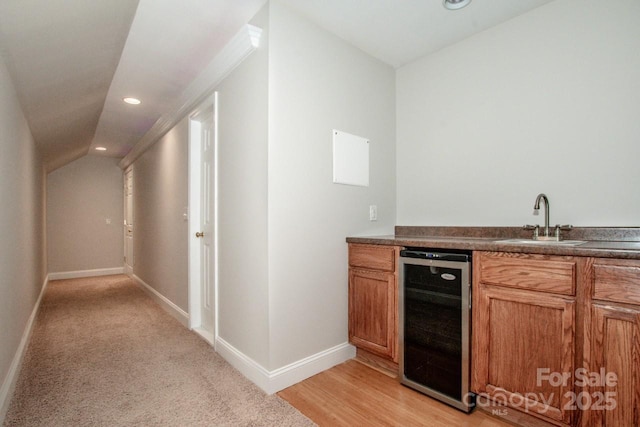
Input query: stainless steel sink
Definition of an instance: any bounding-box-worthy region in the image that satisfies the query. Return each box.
[496,238,587,246]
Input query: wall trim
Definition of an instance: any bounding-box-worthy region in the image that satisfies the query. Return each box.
[48,267,124,281]
[215,337,356,395]
[0,274,49,423]
[119,23,262,170]
[131,274,189,328]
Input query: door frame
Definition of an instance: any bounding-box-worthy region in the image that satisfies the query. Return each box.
[188,92,219,346]
[123,167,134,276]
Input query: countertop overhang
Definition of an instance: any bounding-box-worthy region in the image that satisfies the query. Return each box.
[346,226,640,260]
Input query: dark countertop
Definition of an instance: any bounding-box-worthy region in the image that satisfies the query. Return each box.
[346,226,640,260]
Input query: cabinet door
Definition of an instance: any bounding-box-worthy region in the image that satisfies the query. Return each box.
[349,268,397,361]
[473,283,575,425]
[587,304,640,427]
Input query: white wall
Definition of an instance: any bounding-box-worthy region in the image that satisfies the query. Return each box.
[47,155,123,273]
[216,6,270,367]
[214,1,396,374]
[132,118,189,311]
[267,1,396,369]
[396,0,640,226]
[0,55,46,419]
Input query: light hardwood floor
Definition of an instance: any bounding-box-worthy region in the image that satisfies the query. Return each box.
[279,360,514,427]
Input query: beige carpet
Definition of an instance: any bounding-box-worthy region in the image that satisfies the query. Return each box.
[4,275,315,426]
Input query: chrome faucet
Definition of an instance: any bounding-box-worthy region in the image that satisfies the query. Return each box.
[533,193,551,239]
[524,193,573,241]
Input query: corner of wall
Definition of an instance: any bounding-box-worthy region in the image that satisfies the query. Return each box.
[215,337,355,395]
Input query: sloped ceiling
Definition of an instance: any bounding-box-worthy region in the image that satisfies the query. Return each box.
[0,0,266,172]
[0,0,139,172]
[91,0,269,161]
[0,0,553,173]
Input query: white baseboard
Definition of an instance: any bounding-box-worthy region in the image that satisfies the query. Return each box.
[48,267,124,281]
[266,343,356,393]
[215,337,356,395]
[131,274,189,328]
[0,274,49,423]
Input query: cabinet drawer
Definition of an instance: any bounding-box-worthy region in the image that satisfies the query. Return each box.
[349,244,396,272]
[593,262,640,305]
[477,253,576,295]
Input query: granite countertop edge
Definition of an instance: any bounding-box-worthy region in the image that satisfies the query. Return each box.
[346,227,640,260]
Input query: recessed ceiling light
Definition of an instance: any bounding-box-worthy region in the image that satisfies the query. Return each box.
[95,147,107,151]
[123,97,141,105]
[443,0,471,10]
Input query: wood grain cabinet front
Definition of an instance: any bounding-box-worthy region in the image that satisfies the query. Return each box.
[583,258,640,427]
[348,244,399,362]
[472,251,578,426]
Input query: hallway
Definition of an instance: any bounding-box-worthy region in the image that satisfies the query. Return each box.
[3,275,312,426]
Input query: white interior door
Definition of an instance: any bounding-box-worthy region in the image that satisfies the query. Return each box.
[188,94,217,345]
[198,109,215,336]
[124,169,134,275]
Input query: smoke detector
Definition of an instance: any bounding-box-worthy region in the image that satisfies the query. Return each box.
[443,0,471,10]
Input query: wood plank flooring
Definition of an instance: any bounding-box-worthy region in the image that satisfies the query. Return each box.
[278,360,514,427]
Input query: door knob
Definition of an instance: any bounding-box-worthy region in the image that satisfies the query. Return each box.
[195,232,204,238]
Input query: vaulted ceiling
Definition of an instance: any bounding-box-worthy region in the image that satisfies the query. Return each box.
[0,0,553,173]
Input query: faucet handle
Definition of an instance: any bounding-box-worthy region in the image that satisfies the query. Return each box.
[554,224,573,239]
[556,224,573,230]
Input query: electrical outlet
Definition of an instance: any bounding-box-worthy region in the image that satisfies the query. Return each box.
[369,205,378,221]
[105,218,111,225]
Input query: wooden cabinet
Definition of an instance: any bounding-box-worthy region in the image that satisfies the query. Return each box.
[347,243,640,425]
[472,252,579,426]
[583,258,640,427]
[348,244,399,362]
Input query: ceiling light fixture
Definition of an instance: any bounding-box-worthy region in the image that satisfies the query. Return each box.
[443,0,471,10]
[123,97,141,105]
[95,147,107,151]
